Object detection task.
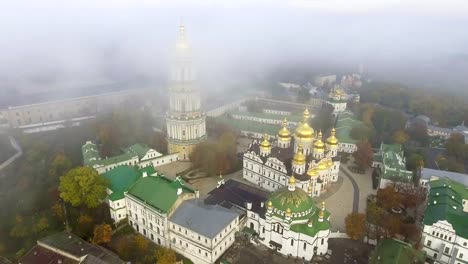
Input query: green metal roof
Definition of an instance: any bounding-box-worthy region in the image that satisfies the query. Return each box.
[127,176,195,213]
[82,142,101,166]
[88,152,136,167]
[268,187,316,214]
[124,143,151,159]
[289,210,331,237]
[214,116,280,136]
[378,143,413,181]
[369,239,425,264]
[335,111,363,144]
[229,111,303,123]
[103,166,142,201]
[424,178,468,238]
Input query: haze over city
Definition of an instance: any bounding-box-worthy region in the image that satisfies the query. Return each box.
[1,0,468,97]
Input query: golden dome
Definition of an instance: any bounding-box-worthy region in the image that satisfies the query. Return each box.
[267,200,273,209]
[314,131,325,149]
[295,109,314,139]
[286,208,292,217]
[307,167,319,177]
[288,175,296,185]
[260,134,271,148]
[326,128,339,145]
[321,201,326,209]
[327,159,333,168]
[278,118,291,138]
[317,160,328,171]
[292,145,306,165]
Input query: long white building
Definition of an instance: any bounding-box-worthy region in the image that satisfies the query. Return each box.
[243,109,340,197]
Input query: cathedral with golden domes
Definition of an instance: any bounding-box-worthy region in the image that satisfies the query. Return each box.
[242,108,340,197]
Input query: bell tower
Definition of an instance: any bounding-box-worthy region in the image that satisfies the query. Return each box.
[166,25,207,160]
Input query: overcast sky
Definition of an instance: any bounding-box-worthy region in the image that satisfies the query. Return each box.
[1,0,467,93]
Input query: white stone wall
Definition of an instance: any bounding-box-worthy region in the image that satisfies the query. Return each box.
[242,152,339,197]
[139,153,179,168]
[95,156,140,174]
[338,142,357,153]
[166,116,206,142]
[126,195,169,246]
[108,198,127,223]
[169,217,238,264]
[246,212,330,261]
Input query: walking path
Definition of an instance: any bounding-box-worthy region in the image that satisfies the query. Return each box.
[0,135,22,173]
[340,167,360,213]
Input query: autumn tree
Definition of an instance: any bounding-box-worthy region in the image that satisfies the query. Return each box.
[376,186,402,210]
[92,224,112,245]
[49,152,72,178]
[75,214,94,238]
[58,166,108,208]
[353,141,373,169]
[383,215,401,238]
[156,247,177,264]
[345,213,366,240]
[393,130,409,145]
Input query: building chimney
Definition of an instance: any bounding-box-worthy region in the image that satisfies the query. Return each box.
[177,188,182,196]
[246,202,252,210]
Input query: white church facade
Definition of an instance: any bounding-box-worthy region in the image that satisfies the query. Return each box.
[243,109,340,197]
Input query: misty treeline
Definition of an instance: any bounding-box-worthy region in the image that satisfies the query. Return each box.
[360,81,468,127]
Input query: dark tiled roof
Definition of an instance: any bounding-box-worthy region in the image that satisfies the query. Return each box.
[19,245,78,264]
[32,231,124,264]
[205,179,269,217]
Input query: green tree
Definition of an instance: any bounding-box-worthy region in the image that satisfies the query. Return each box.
[58,167,108,208]
[49,153,72,178]
[353,141,374,169]
[32,216,49,234]
[345,213,366,240]
[9,215,29,238]
[445,133,466,160]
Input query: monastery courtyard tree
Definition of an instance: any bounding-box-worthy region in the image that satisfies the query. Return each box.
[59,166,109,208]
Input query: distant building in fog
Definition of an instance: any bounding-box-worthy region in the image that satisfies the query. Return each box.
[1,87,148,131]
